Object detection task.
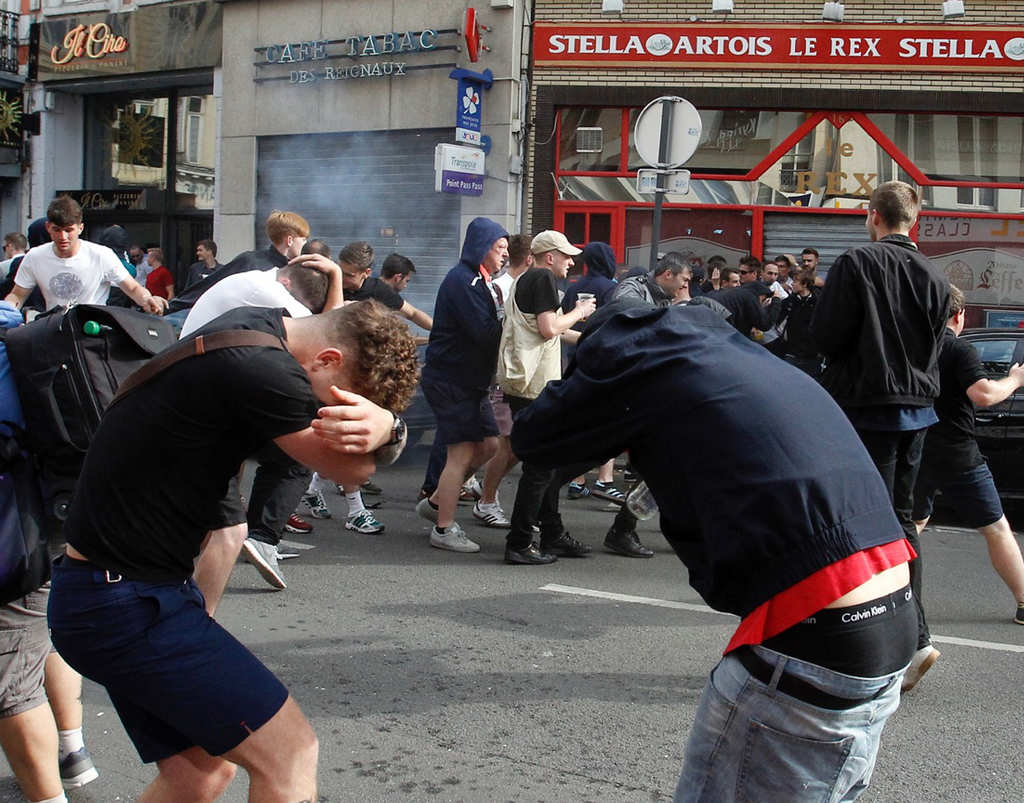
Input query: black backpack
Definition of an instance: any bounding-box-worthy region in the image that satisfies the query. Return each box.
[5,304,176,518]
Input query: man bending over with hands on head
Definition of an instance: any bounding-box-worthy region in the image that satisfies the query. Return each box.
[47,300,419,803]
[512,299,916,803]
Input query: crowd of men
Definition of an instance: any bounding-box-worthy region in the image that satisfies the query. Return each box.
[0,180,1022,803]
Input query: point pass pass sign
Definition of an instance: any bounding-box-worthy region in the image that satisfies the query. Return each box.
[533,23,1024,73]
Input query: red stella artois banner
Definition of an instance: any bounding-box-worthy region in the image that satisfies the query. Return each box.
[533,23,1024,72]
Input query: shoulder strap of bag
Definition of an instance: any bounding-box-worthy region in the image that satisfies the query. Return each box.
[110,330,287,407]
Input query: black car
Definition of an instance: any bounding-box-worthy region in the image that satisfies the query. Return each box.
[959,328,1024,500]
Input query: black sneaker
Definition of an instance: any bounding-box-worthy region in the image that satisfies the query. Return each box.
[60,747,99,789]
[541,531,593,557]
[505,542,558,565]
[1015,604,1024,625]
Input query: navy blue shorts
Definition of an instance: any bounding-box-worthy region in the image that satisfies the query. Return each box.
[47,556,288,763]
[912,461,1004,529]
[421,377,498,446]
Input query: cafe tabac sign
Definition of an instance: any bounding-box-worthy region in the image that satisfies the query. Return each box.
[35,1,221,82]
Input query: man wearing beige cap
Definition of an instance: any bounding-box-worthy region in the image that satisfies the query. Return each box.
[499,230,596,564]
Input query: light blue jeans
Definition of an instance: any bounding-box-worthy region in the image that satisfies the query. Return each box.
[674,645,906,803]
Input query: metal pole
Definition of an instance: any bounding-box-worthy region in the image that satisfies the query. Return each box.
[648,99,675,273]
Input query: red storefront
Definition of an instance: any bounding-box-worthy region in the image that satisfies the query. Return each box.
[530,20,1024,325]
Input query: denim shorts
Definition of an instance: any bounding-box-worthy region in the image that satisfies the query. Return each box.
[421,377,498,446]
[0,585,52,718]
[674,645,906,803]
[48,557,288,763]
[912,461,1003,529]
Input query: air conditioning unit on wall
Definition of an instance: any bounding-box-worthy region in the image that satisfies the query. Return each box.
[576,128,604,154]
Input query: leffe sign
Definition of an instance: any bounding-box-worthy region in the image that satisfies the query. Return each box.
[534,23,1024,73]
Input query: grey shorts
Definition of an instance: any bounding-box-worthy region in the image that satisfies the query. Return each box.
[0,584,52,718]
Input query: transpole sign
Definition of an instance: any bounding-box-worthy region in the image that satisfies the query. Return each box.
[533,23,1024,73]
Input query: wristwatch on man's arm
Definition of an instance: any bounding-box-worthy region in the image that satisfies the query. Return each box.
[374,413,407,467]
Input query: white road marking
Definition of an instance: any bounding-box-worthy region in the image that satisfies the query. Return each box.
[930,635,1024,654]
[540,584,734,617]
[541,584,1024,654]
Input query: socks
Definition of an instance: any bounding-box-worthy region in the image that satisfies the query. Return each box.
[33,794,68,803]
[306,472,325,495]
[345,491,365,517]
[57,728,84,762]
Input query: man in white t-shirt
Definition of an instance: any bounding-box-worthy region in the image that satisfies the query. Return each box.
[179,258,339,337]
[3,196,165,314]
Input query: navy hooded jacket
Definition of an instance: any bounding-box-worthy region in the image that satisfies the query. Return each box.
[511,305,903,618]
[562,242,618,312]
[423,217,509,391]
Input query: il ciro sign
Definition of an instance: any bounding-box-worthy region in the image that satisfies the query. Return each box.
[51,23,129,65]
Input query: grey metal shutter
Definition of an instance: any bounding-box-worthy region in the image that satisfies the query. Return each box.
[256,129,462,315]
[763,213,870,279]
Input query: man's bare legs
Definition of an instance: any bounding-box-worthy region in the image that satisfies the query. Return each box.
[137,696,316,803]
[193,524,248,616]
[479,436,517,507]
[0,704,62,802]
[431,439,497,528]
[916,515,1024,603]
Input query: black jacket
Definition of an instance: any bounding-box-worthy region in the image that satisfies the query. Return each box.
[778,291,819,360]
[810,235,949,409]
[707,285,779,336]
[512,305,903,618]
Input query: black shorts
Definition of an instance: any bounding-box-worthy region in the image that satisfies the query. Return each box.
[913,461,1003,529]
[421,377,498,447]
[48,557,288,763]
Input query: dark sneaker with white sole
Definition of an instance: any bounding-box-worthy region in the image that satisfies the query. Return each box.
[60,747,99,789]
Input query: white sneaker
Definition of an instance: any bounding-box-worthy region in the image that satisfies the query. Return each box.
[473,500,510,528]
[416,497,439,524]
[430,523,480,553]
[346,509,385,534]
[901,644,940,693]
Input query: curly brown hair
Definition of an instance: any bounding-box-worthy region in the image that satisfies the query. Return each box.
[320,301,420,412]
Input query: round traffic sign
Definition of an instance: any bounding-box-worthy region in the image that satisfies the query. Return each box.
[633,96,702,169]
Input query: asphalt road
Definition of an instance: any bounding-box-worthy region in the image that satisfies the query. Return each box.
[3,445,1023,802]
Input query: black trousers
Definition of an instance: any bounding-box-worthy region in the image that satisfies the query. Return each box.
[857,427,930,650]
[246,442,311,546]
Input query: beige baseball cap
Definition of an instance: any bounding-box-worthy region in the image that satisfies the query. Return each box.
[530,230,582,256]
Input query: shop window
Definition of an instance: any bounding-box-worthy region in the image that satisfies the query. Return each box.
[558,108,623,172]
[174,94,215,211]
[626,110,809,175]
[918,216,1024,306]
[84,96,168,191]
[874,113,1024,185]
[623,208,751,271]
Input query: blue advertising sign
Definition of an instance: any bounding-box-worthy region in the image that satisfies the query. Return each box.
[449,68,493,148]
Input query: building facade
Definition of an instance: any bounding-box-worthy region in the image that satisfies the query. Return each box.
[217,0,526,315]
[27,0,221,286]
[528,1,1024,324]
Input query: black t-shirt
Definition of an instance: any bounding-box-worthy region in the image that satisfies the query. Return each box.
[923,328,987,469]
[347,276,403,310]
[514,268,560,315]
[63,308,319,582]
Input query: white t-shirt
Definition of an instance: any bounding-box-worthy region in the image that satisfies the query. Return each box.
[15,240,131,309]
[179,268,310,338]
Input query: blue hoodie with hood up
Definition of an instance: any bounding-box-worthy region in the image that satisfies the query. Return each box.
[561,241,618,313]
[423,217,510,391]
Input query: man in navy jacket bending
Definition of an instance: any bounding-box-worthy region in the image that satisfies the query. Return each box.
[512,301,916,803]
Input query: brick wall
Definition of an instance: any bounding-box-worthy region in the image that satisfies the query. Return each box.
[526,0,1024,228]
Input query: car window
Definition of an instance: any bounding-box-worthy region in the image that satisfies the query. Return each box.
[969,338,1018,380]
